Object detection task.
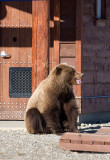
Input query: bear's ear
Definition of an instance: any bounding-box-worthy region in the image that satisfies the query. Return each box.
[56,66,62,75]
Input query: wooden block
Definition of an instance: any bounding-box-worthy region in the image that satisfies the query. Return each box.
[96,127,110,135]
[59,127,110,152]
[93,141,104,145]
[71,140,82,144]
[60,139,71,143]
[60,132,110,142]
[82,140,93,145]
[59,143,110,153]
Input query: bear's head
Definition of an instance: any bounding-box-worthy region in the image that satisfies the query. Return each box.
[50,63,84,86]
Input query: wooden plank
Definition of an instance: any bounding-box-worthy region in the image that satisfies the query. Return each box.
[82,71,110,84]
[82,84,110,97]
[10,2,20,113]
[49,0,60,72]
[19,2,31,110]
[0,28,32,47]
[75,0,82,104]
[0,2,3,105]
[59,127,110,152]
[0,64,2,104]
[32,1,49,90]
[49,0,54,71]
[82,97,110,113]
[96,127,110,135]
[60,58,76,66]
[26,1,32,106]
[83,56,110,71]
[60,44,76,57]
[53,0,60,67]
[2,2,12,114]
[19,1,28,66]
[27,1,32,67]
[60,132,110,142]
[59,142,110,152]
[32,1,37,92]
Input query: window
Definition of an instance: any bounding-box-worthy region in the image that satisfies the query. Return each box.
[96,0,106,19]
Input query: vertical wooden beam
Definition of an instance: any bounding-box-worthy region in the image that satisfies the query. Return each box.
[76,0,83,112]
[32,0,49,92]
[49,0,60,72]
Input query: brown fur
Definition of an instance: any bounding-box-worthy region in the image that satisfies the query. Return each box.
[25,63,83,135]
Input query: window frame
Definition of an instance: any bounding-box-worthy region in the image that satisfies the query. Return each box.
[96,0,106,20]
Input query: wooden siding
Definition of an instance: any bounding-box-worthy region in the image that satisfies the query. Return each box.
[82,0,110,113]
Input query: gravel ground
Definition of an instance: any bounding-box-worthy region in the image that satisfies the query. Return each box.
[0,123,110,160]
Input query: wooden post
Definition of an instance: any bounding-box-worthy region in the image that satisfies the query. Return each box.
[32,0,50,92]
[76,0,83,112]
[49,0,60,72]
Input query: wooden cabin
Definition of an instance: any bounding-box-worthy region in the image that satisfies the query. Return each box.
[0,0,110,123]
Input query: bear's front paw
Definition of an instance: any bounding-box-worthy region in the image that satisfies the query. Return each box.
[73,129,81,133]
[53,129,64,135]
[69,128,81,133]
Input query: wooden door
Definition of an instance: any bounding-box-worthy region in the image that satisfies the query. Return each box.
[60,0,76,67]
[50,0,77,91]
[49,0,76,70]
[49,0,82,111]
[0,2,32,120]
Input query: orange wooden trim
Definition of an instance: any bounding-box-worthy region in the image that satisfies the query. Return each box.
[32,1,50,92]
[75,0,83,113]
[32,1,37,92]
[76,40,81,97]
[75,0,82,98]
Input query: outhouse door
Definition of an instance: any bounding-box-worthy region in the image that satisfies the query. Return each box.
[0,2,32,120]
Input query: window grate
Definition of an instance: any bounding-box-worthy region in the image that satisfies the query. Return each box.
[9,67,32,98]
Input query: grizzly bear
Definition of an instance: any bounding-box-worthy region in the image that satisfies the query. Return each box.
[25,63,83,135]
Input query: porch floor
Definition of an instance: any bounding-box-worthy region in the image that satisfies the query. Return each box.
[0,121,25,129]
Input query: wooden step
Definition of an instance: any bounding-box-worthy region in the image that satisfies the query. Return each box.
[59,127,110,152]
[96,127,110,135]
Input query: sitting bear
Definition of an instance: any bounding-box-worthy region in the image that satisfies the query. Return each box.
[25,63,83,134]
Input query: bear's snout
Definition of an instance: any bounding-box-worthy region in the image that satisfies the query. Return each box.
[73,71,84,85]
